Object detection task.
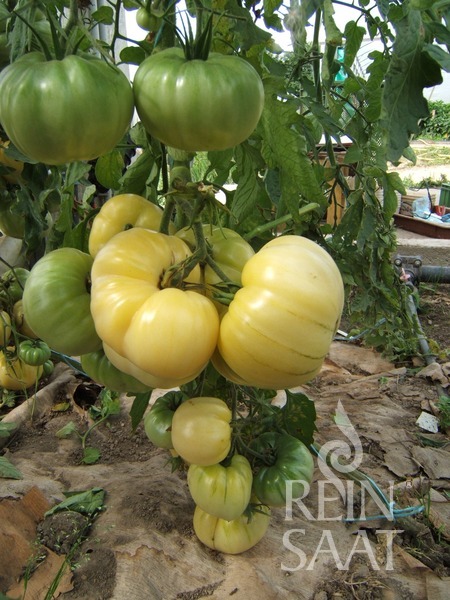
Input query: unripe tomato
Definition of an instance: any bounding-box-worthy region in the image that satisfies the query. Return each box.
[144,391,186,449]
[135,7,161,31]
[188,454,253,521]
[133,48,264,152]
[81,346,152,394]
[0,52,134,165]
[18,339,51,366]
[250,432,314,507]
[22,248,102,356]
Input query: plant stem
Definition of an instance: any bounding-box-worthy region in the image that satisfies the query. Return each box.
[243,202,320,241]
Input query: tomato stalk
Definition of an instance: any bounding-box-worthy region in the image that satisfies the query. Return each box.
[243,202,321,241]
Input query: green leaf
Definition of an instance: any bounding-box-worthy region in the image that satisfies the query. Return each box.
[0,456,22,480]
[56,421,78,438]
[221,0,272,51]
[231,146,265,223]
[343,21,366,67]
[45,487,105,516]
[423,43,450,72]
[63,161,92,191]
[92,6,114,25]
[120,45,147,66]
[260,78,326,216]
[82,446,101,464]
[0,421,17,438]
[129,391,152,432]
[382,10,443,162]
[95,150,125,191]
[276,390,317,446]
[118,149,156,195]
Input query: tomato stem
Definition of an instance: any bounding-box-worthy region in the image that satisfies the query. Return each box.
[243,202,321,241]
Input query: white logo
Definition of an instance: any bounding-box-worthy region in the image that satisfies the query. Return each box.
[281,401,412,571]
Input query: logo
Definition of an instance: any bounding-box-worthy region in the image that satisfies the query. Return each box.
[280,401,413,571]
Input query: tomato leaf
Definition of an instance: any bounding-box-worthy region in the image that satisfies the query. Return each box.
[0,456,22,479]
[45,487,105,516]
[130,391,152,432]
[56,421,78,438]
[0,421,17,438]
[92,6,114,25]
[95,150,125,191]
[82,446,101,465]
[276,390,317,446]
[381,10,443,162]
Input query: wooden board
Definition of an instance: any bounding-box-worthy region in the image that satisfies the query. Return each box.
[393,213,450,239]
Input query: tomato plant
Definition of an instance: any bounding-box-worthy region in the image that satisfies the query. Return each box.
[0,348,43,390]
[171,397,232,466]
[250,432,314,507]
[143,391,186,449]
[215,235,345,389]
[90,228,219,387]
[133,47,264,152]
[187,454,253,521]
[18,339,51,366]
[192,498,270,554]
[22,248,102,356]
[0,52,134,165]
[89,193,174,258]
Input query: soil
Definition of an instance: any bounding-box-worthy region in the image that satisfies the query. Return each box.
[1,288,449,599]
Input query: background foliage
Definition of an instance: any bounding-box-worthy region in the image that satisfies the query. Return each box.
[419,100,450,139]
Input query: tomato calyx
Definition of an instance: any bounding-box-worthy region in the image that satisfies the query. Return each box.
[176,13,213,62]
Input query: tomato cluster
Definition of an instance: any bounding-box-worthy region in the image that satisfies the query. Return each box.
[18,192,344,553]
[0,267,53,393]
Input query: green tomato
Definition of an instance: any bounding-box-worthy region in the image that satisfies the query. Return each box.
[193,497,270,554]
[18,339,51,366]
[0,52,134,165]
[0,267,29,304]
[187,454,253,521]
[42,359,55,377]
[133,47,265,152]
[81,347,153,394]
[135,7,161,31]
[250,432,314,507]
[143,391,186,449]
[22,248,102,356]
